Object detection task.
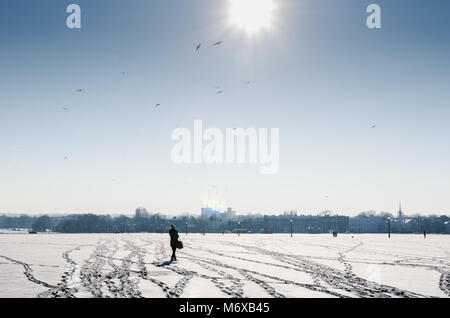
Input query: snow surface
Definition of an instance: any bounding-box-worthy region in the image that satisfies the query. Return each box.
[0,233,448,298]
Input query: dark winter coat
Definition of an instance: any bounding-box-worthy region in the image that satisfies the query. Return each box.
[169,228,179,249]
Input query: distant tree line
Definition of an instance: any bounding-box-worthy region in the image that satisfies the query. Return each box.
[0,212,201,234]
[353,211,450,234]
[0,210,449,234]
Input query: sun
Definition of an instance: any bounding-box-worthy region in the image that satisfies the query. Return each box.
[228,0,276,35]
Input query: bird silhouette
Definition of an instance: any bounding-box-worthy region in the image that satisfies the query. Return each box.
[195,43,201,51]
[62,107,69,111]
[216,90,224,94]
[155,103,161,108]
[213,41,223,46]
[75,89,83,93]
[370,124,377,129]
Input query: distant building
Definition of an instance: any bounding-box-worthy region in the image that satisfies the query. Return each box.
[201,207,222,219]
[201,207,236,220]
[236,215,349,234]
[349,216,378,233]
[224,208,236,220]
[397,202,405,232]
[135,207,150,218]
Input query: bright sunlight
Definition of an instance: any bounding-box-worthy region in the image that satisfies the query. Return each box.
[228,0,276,35]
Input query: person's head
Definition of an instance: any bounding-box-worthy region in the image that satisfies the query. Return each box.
[170,224,176,230]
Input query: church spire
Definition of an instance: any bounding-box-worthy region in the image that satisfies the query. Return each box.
[398,201,403,219]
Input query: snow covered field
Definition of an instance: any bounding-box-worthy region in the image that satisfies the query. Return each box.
[0,233,448,298]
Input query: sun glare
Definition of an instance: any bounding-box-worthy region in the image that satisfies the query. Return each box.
[228,0,276,35]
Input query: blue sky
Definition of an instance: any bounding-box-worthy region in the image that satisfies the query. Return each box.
[0,0,449,216]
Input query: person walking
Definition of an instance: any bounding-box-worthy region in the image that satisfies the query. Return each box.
[423,230,427,238]
[169,224,179,262]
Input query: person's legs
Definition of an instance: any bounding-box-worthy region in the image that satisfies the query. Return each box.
[171,246,176,261]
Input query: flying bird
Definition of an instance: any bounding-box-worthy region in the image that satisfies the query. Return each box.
[64,156,68,160]
[370,124,377,129]
[213,41,223,46]
[195,43,201,51]
[216,90,224,94]
[62,107,69,111]
[246,81,251,85]
[155,103,161,108]
[75,89,83,93]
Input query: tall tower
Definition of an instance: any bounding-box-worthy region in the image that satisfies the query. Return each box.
[398,202,404,232]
